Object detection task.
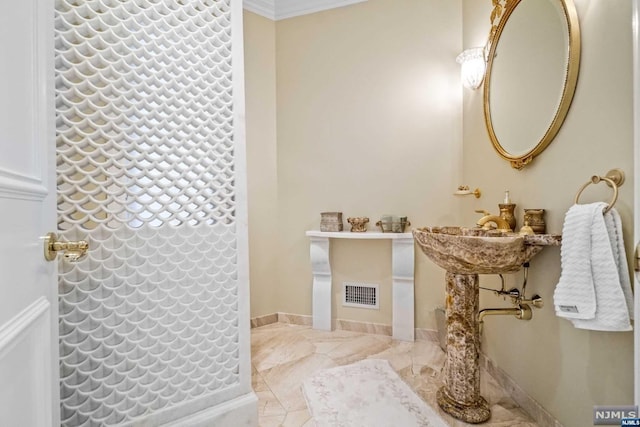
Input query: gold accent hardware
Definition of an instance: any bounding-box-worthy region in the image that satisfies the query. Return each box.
[376,217,410,233]
[523,209,546,234]
[44,232,89,262]
[478,304,532,323]
[346,217,369,232]
[528,295,544,309]
[518,222,535,236]
[574,168,625,214]
[484,0,581,169]
[475,210,511,232]
[498,203,516,230]
[454,185,481,198]
[635,243,640,272]
[511,291,544,309]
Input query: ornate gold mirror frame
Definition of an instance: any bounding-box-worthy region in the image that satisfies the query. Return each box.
[483,0,581,169]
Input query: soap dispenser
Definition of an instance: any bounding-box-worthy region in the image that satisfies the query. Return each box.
[499,190,516,231]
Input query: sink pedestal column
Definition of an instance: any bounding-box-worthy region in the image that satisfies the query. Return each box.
[436,272,491,423]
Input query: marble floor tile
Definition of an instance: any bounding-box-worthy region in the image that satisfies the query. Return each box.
[251,323,540,427]
[281,408,312,427]
[258,414,287,427]
[326,333,393,366]
[365,340,414,372]
[252,325,316,372]
[256,388,286,417]
[262,353,337,412]
[252,371,269,392]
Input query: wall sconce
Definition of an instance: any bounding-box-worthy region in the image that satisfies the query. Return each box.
[456,47,486,90]
[453,185,481,198]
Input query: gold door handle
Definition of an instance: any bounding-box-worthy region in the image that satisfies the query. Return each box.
[44,232,89,262]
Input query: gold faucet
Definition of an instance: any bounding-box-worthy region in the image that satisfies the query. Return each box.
[475,210,512,232]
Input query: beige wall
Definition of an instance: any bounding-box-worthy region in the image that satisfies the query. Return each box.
[275,0,463,328]
[244,11,279,318]
[462,1,634,426]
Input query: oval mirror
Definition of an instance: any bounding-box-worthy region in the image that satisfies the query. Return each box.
[483,0,581,169]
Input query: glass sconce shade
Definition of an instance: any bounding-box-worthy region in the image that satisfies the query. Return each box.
[456,47,486,90]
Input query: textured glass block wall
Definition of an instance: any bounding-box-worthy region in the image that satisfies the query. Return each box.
[54,1,240,425]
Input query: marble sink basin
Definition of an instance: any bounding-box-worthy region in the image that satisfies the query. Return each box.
[413,226,561,274]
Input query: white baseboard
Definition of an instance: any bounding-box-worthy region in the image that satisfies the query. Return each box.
[161,392,259,427]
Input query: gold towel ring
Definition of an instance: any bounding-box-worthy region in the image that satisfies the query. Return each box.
[573,168,625,214]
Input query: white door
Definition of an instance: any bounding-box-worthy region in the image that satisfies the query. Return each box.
[0,0,59,425]
[635,0,640,407]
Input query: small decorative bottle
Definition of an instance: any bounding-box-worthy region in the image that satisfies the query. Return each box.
[499,190,516,231]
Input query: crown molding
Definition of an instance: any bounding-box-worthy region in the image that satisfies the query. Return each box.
[243,0,276,20]
[243,0,368,21]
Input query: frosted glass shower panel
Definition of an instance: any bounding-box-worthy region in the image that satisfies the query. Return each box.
[55,0,242,425]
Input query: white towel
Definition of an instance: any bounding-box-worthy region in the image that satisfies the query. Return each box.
[553,203,633,331]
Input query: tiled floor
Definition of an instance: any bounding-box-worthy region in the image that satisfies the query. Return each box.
[251,322,538,427]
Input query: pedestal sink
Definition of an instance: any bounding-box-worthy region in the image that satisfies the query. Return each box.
[413,226,560,423]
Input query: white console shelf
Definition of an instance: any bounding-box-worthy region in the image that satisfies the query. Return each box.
[305,230,415,341]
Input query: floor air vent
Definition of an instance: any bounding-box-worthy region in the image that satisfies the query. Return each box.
[343,283,379,309]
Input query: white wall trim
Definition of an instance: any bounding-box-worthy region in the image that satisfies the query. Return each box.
[161,393,258,427]
[0,297,49,356]
[0,297,52,426]
[0,172,47,201]
[243,0,368,21]
[275,0,368,20]
[243,0,275,20]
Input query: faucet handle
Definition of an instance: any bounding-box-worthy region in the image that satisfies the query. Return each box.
[475,209,491,216]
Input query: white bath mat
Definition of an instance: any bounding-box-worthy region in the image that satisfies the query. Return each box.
[302,359,447,427]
